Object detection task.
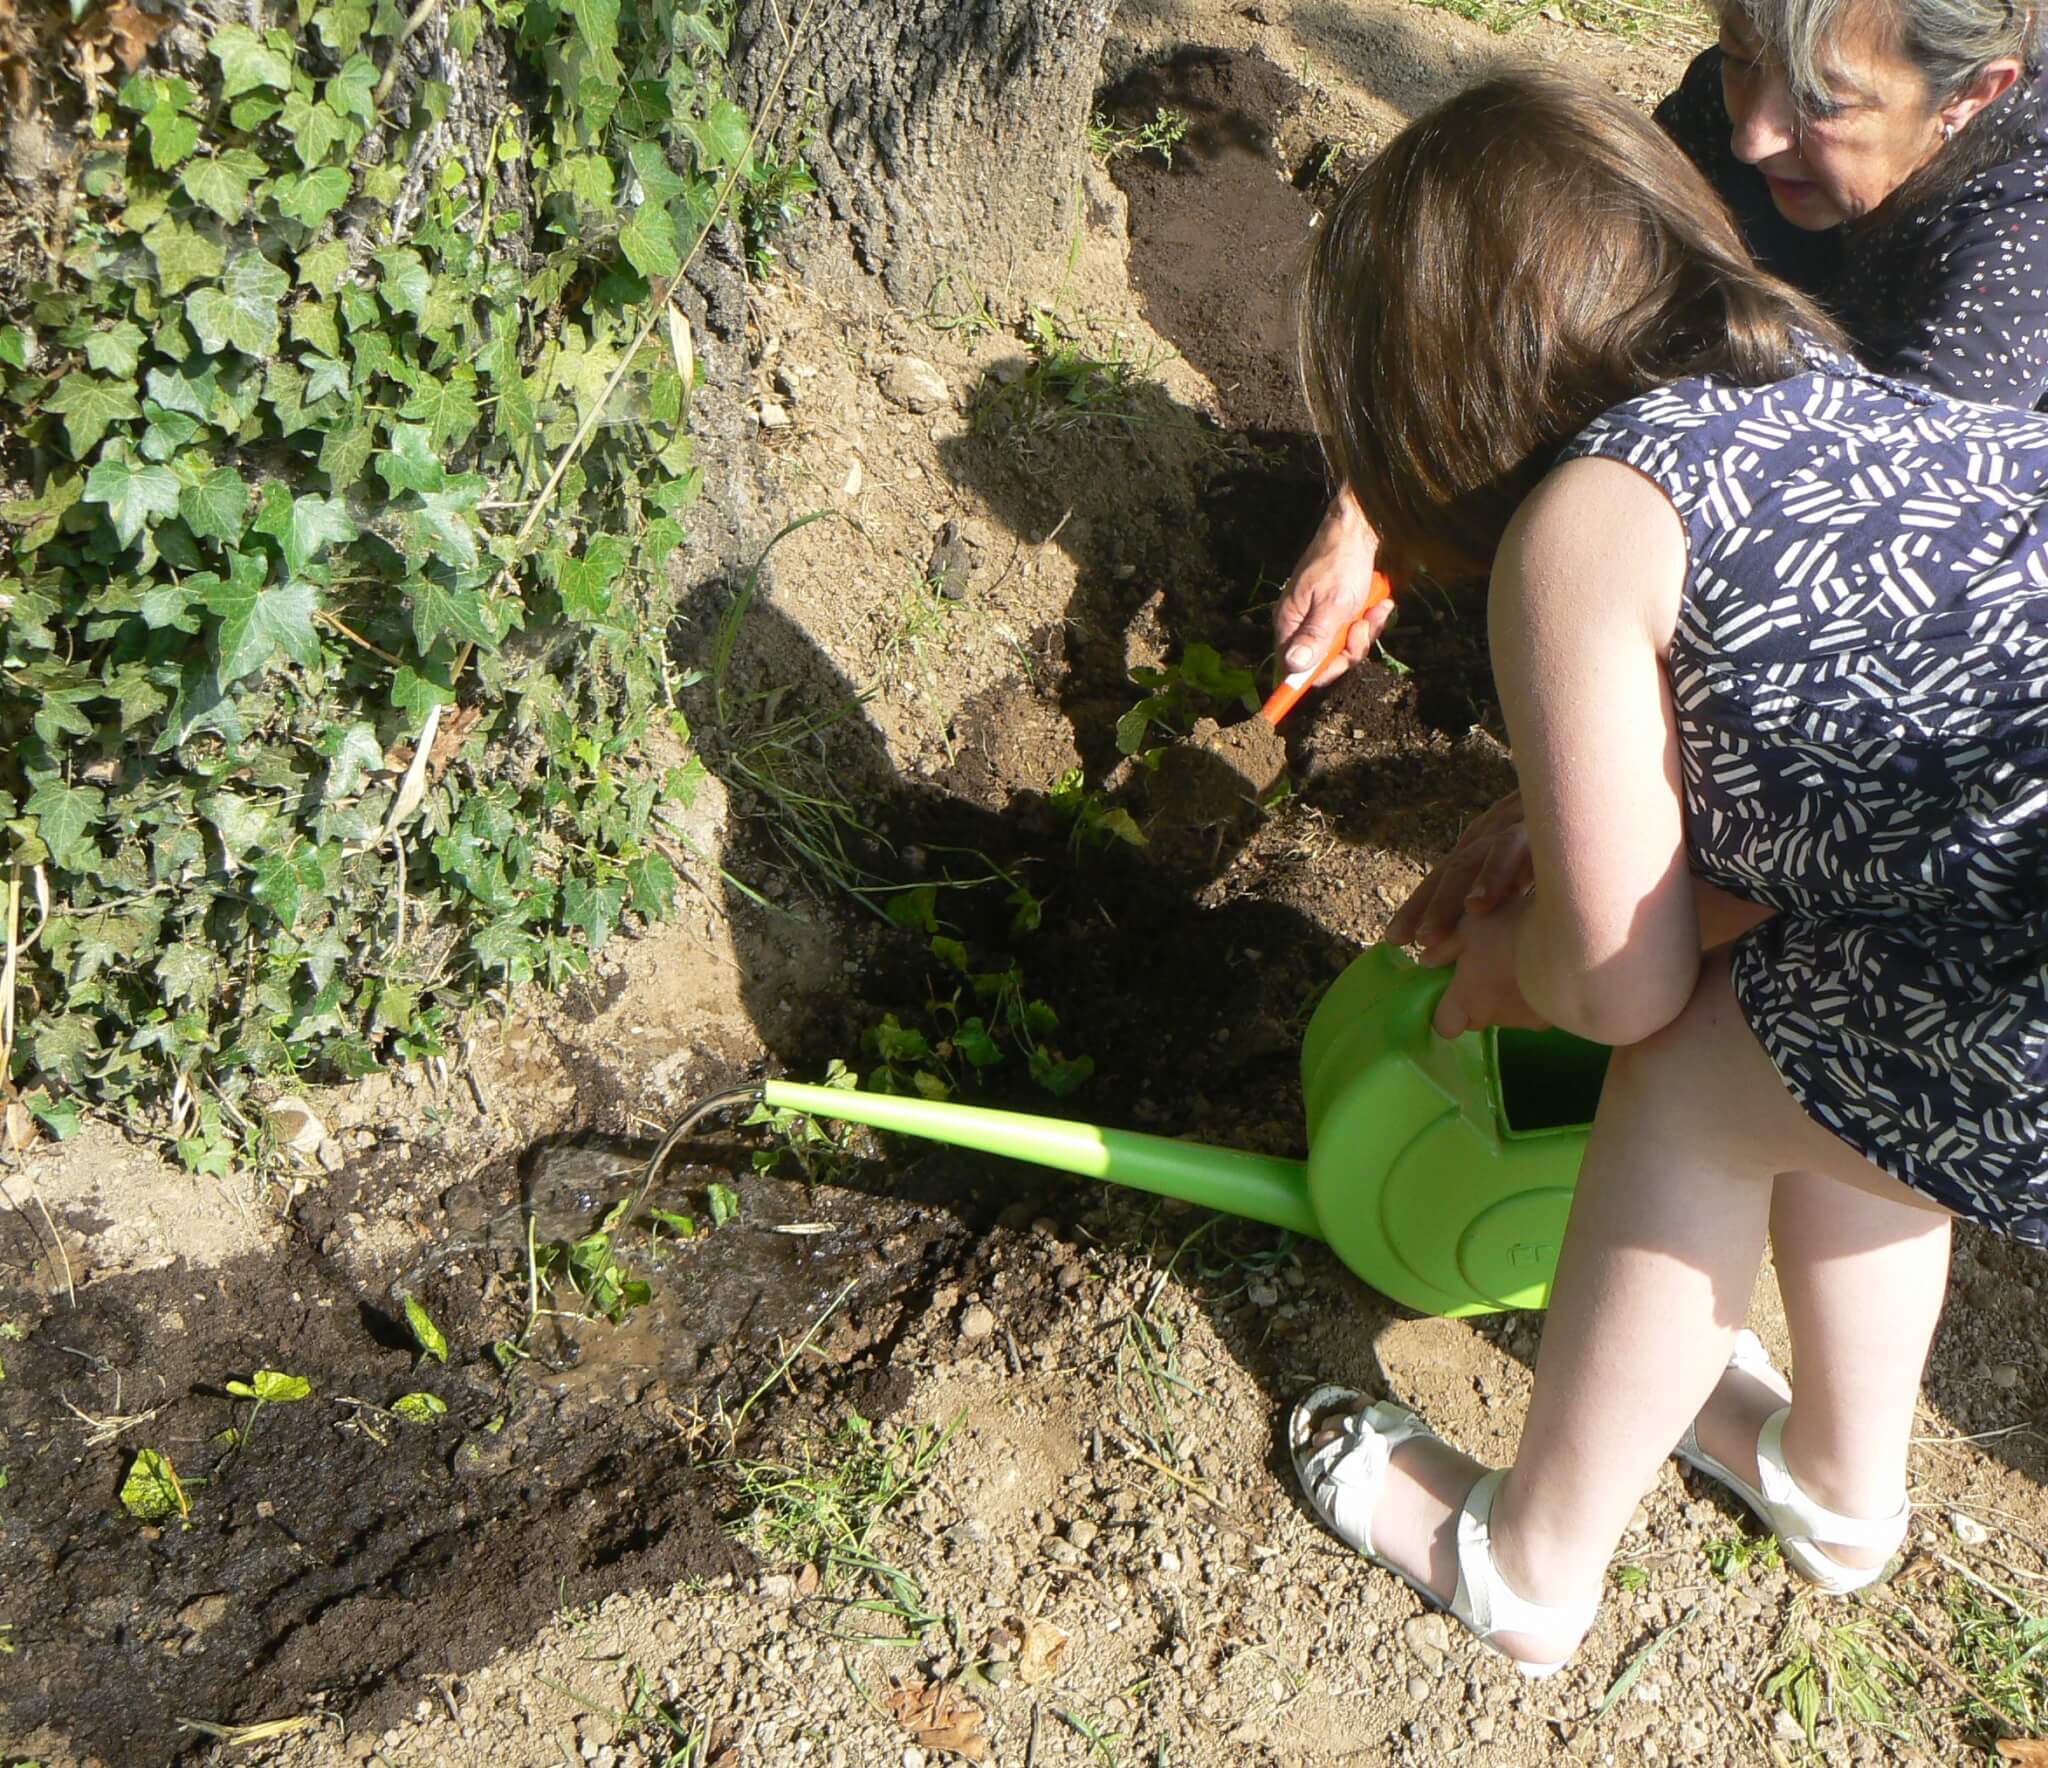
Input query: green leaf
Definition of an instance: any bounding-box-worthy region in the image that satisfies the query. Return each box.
[280,90,348,170]
[406,579,493,654]
[142,102,200,170]
[44,373,139,457]
[319,418,375,494]
[566,0,621,83]
[274,166,352,227]
[180,148,267,221]
[211,23,292,99]
[556,533,627,621]
[327,53,378,122]
[0,325,27,369]
[225,1370,311,1402]
[314,0,372,55]
[561,874,625,948]
[30,1094,83,1140]
[84,451,181,546]
[391,1391,447,1422]
[297,238,350,293]
[402,1294,449,1363]
[252,482,358,575]
[145,217,226,294]
[83,320,146,377]
[398,368,480,451]
[179,466,250,543]
[683,96,752,170]
[618,202,681,280]
[374,423,446,495]
[707,1182,739,1227]
[202,566,322,685]
[393,478,484,570]
[623,851,676,918]
[185,251,289,358]
[24,778,103,872]
[120,1447,189,1522]
[376,247,430,318]
[955,1018,1003,1068]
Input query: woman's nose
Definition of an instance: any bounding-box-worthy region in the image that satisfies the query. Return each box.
[1729,72,1800,163]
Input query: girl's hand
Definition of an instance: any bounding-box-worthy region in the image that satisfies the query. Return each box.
[1386,789,1532,953]
[1422,894,1551,1038]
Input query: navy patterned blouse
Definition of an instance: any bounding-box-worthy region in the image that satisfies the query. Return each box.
[1561,342,2048,1236]
[1659,49,2048,408]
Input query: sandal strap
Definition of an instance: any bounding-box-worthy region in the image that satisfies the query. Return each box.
[1452,1471,1600,1646]
[1755,1410,1909,1550]
[1298,1401,1439,1561]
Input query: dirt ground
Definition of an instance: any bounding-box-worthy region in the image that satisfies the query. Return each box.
[6,1,2048,1765]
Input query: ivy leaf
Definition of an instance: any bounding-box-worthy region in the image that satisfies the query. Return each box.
[274,167,352,228]
[556,533,628,621]
[682,96,753,171]
[618,202,681,281]
[313,0,372,55]
[376,247,430,318]
[302,353,350,404]
[84,450,181,546]
[0,325,26,369]
[202,565,322,685]
[25,777,103,872]
[142,101,200,170]
[397,368,480,451]
[185,251,289,358]
[327,53,378,122]
[566,0,622,84]
[297,238,350,294]
[83,320,146,377]
[44,372,139,457]
[180,148,267,221]
[627,138,686,207]
[624,852,676,918]
[279,90,348,170]
[318,417,375,495]
[156,943,217,1004]
[178,465,250,543]
[253,482,358,576]
[211,23,292,99]
[144,217,226,294]
[393,476,483,570]
[250,846,314,925]
[562,874,626,949]
[374,423,446,495]
[406,578,495,653]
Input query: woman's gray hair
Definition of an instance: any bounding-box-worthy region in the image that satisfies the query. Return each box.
[1724,0,2038,113]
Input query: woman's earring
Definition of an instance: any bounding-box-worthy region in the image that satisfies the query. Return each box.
[1943,118,1957,142]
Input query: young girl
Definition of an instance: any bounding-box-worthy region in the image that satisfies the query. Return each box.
[1288,67,2048,1676]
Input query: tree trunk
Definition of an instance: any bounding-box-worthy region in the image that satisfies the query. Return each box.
[733,0,1113,307]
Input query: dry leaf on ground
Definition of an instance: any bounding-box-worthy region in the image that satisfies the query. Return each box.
[885,1678,991,1763]
[1995,1742,2048,1766]
[1015,1616,1071,1687]
[98,1,167,71]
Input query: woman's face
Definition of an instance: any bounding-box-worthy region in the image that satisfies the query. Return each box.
[1719,6,1953,228]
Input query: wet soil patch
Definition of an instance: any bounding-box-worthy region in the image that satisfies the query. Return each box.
[1102,49,1314,436]
[0,1157,973,1764]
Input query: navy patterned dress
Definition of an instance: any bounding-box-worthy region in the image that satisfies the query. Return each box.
[1658,50,2048,409]
[1557,344,2048,1238]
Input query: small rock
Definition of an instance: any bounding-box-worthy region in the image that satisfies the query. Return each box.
[1951,1511,1990,1544]
[1157,1548,1182,1574]
[1987,1362,2022,1390]
[1774,1709,1807,1743]
[177,1593,230,1636]
[1470,1714,1496,1744]
[903,1748,928,1768]
[577,1711,614,1753]
[758,1573,798,1601]
[266,1096,326,1157]
[1056,1261,1085,1291]
[1245,1280,1279,1308]
[1065,1518,1100,1552]
[1626,1503,1651,1536]
[756,400,791,430]
[880,355,948,413]
[1402,1612,1449,1677]
[1405,1674,1429,1701]
[1679,1722,1709,1752]
[959,1302,997,1341]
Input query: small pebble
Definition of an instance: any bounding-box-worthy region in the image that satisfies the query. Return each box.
[1405,1674,1429,1701]
[959,1303,997,1341]
[1066,1518,1100,1551]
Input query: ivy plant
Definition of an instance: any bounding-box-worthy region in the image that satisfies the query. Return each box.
[0,0,787,1157]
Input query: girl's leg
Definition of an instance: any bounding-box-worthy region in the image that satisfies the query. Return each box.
[1688,1170,1951,1567]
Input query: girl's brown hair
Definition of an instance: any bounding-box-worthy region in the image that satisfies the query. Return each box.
[1300,66,1845,576]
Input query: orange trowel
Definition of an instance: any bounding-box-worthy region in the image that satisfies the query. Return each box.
[1258,567,1397,727]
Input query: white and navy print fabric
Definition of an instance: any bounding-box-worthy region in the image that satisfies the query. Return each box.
[1659,50,2048,410]
[1559,344,2048,1236]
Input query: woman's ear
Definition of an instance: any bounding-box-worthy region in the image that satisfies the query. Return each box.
[1942,56,2023,133]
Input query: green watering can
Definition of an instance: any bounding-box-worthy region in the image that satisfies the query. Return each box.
[762,945,1611,1317]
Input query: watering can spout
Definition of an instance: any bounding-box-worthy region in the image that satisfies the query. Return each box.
[760,1080,1319,1241]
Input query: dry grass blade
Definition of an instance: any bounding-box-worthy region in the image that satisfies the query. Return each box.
[60,1391,163,1449]
[175,1713,326,1743]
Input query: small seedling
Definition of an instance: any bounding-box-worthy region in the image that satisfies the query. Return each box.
[533,1231,653,1325]
[1705,1530,1782,1582]
[1613,1563,1650,1593]
[391,1392,448,1423]
[1117,643,1261,757]
[120,1447,190,1524]
[1087,106,1191,166]
[1050,769,1147,854]
[706,1183,740,1228]
[223,1368,311,1446]
[401,1295,450,1364]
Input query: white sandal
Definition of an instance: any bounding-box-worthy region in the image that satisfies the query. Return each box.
[1289,1385,1599,1679]
[1674,1331,1909,1596]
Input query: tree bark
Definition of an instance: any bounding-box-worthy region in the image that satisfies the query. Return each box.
[733,0,1113,308]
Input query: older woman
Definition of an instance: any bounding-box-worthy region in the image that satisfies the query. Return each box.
[1275,0,2043,693]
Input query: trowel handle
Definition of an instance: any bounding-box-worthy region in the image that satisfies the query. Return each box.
[1260,569,1396,727]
